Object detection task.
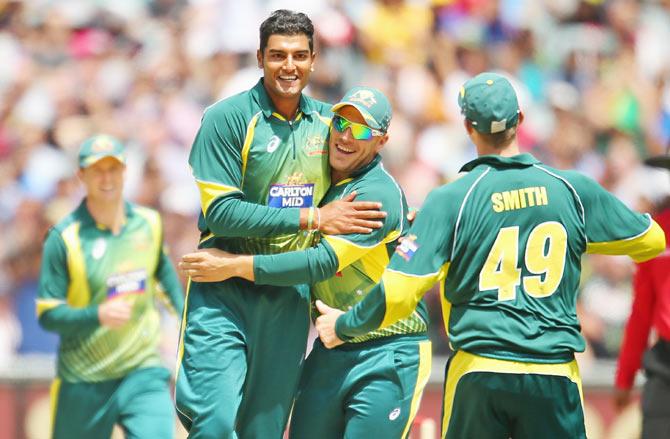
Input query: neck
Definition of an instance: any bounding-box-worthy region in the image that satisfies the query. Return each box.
[264,84,300,120]
[86,197,125,234]
[331,170,350,184]
[272,96,300,120]
[476,140,521,158]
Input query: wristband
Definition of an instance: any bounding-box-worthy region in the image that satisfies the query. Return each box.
[307,206,315,230]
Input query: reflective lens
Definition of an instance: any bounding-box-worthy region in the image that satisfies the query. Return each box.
[332,115,383,140]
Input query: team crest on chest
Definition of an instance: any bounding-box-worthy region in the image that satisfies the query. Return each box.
[92,238,106,260]
[266,135,280,153]
[304,135,327,156]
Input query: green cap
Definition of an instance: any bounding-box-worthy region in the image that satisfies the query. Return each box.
[331,86,392,132]
[78,134,126,168]
[458,72,520,134]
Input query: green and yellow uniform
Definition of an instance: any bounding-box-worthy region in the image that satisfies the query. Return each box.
[176,79,331,438]
[253,154,431,438]
[335,153,665,438]
[37,200,184,439]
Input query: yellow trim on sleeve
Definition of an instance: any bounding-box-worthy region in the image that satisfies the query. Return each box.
[61,222,91,307]
[441,350,583,435]
[401,340,432,438]
[439,280,453,350]
[36,299,65,318]
[586,219,665,263]
[380,262,449,328]
[241,112,261,183]
[50,378,61,437]
[196,180,241,217]
[323,230,401,274]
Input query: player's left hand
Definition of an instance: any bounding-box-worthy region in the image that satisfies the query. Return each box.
[315,300,345,349]
[180,248,241,282]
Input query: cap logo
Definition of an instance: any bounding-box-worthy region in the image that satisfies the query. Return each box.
[491,119,507,133]
[91,136,115,153]
[348,90,377,108]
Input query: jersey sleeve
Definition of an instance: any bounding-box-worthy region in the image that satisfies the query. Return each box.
[615,261,656,389]
[253,240,339,286]
[189,106,300,237]
[253,179,405,286]
[335,187,455,340]
[570,173,665,262]
[321,181,405,271]
[37,228,100,337]
[155,243,184,316]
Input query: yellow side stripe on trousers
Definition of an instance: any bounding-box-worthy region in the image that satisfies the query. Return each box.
[401,340,432,438]
[50,378,61,437]
[174,277,192,392]
[441,350,583,436]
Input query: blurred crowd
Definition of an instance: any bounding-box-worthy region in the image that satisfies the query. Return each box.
[1,0,670,372]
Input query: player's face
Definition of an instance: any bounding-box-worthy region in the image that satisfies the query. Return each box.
[78,157,125,203]
[329,105,388,181]
[257,34,315,102]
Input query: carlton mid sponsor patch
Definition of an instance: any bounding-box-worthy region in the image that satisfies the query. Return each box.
[396,234,419,261]
[268,183,315,207]
[106,269,147,298]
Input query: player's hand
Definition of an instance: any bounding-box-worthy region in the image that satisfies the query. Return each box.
[319,192,386,235]
[98,298,132,328]
[407,208,418,225]
[314,300,345,349]
[613,387,632,412]
[180,248,245,282]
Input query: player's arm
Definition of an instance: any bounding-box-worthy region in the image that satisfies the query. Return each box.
[181,188,398,285]
[154,231,184,316]
[331,189,453,342]
[615,261,656,390]
[36,229,101,337]
[569,173,665,261]
[191,109,384,237]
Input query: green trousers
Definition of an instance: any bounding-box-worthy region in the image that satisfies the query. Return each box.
[442,350,586,439]
[290,335,431,439]
[51,367,173,439]
[175,278,310,439]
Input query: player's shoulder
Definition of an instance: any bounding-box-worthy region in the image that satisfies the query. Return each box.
[352,162,404,206]
[129,202,162,226]
[531,164,602,195]
[302,94,332,117]
[49,205,84,235]
[203,88,256,123]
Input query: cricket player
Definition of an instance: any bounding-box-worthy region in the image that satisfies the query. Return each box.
[175,10,385,438]
[37,134,184,439]
[180,87,431,438]
[315,72,666,438]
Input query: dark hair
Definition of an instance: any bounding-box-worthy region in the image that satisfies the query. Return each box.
[259,10,314,53]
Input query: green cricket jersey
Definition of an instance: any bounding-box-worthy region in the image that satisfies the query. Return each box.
[253,155,428,343]
[336,153,665,362]
[189,79,331,255]
[37,200,184,382]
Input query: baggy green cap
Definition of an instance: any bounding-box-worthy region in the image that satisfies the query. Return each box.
[458,72,520,134]
[331,86,392,132]
[78,134,126,168]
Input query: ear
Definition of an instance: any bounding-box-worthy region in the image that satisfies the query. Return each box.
[463,118,474,135]
[256,49,263,69]
[375,133,390,152]
[309,51,317,72]
[517,111,525,126]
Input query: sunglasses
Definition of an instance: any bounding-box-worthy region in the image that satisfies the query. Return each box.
[331,115,384,141]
